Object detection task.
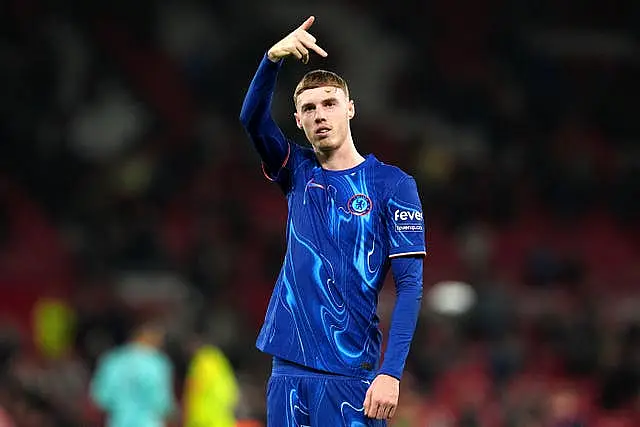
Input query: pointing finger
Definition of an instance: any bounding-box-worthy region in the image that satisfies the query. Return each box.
[300,38,328,57]
[310,43,328,58]
[298,16,315,31]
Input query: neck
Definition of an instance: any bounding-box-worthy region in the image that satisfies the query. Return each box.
[133,338,156,349]
[315,136,365,171]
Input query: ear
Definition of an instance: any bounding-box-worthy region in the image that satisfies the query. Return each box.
[347,99,355,120]
[294,112,303,129]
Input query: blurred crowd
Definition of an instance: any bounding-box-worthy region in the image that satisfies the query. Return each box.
[0,0,638,426]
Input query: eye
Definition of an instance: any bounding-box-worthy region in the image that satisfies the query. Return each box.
[303,105,315,112]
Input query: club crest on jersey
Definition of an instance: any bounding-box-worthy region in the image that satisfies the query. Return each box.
[348,194,372,216]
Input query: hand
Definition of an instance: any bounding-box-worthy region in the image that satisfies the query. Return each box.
[363,374,400,420]
[267,16,328,64]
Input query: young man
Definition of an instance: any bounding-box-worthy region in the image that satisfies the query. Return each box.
[240,16,426,426]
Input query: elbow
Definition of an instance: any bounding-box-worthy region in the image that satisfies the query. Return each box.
[239,109,250,128]
[239,100,254,129]
[239,111,257,134]
[395,279,423,301]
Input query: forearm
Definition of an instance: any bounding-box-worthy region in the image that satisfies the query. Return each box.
[379,256,423,380]
[239,53,289,173]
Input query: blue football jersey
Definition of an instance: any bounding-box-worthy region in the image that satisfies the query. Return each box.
[256,143,426,378]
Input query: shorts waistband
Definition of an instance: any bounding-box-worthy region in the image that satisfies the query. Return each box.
[271,357,349,378]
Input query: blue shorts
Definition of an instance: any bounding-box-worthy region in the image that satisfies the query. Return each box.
[266,358,387,427]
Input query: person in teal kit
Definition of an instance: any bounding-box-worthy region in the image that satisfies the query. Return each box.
[90,322,177,427]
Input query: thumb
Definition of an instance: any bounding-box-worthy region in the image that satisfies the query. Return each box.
[299,16,315,30]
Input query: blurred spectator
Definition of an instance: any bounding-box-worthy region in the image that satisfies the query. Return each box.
[182,330,239,427]
[90,321,177,427]
[547,387,586,427]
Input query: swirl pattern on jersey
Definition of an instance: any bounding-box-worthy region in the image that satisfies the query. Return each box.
[257,153,423,378]
[276,166,384,371]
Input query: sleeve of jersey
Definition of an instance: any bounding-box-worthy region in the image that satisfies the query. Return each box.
[385,176,427,258]
[378,255,423,380]
[239,53,292,183]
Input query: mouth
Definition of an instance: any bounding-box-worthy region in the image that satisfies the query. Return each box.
[315,126,331,137]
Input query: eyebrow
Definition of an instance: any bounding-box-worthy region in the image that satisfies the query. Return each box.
[300,97,340,110]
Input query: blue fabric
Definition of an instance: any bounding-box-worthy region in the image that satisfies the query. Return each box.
[379,256,423,379]
[239,54,289,179]
[267,358,387,427]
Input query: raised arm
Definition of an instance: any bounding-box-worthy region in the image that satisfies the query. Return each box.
[239,16,328,177]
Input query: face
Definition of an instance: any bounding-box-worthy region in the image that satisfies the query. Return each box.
[294,86,355,153]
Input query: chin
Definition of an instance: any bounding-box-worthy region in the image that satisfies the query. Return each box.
[314,139,339,152]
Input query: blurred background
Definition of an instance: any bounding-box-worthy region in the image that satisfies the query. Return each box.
[0,0,639,426]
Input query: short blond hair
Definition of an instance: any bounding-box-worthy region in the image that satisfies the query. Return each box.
[293,70,349,105]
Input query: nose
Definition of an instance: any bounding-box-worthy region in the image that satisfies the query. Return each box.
[314,109,326,123]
